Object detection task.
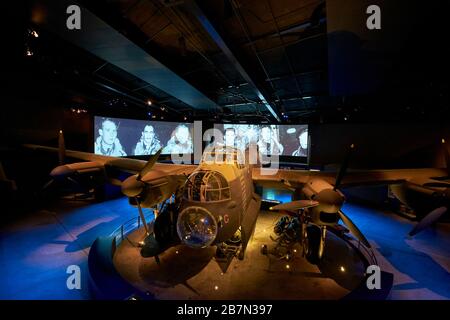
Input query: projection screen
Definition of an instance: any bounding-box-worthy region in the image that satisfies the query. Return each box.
[94,116,193,156]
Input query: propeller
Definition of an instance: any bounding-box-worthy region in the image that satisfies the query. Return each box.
[270,200,319,211]
[136,197,150,235]
[121,149,163,198]
[338,210,371,248]
[137,149,162,181]
[334,143,355,191]
[409,206,447,236]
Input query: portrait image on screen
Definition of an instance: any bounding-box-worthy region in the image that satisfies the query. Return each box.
[94,116,193,157]
[213,123,308,159]
[94,117,127,156]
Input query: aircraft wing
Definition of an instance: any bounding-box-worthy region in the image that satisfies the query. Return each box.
[24,144,197,176]
[252,167,448,189]
[252,168,334,189]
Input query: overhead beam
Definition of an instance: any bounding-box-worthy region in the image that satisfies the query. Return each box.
[184,0,281,122]
[31,0,219,112]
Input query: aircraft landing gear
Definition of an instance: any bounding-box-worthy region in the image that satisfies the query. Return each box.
[302,224,326,264]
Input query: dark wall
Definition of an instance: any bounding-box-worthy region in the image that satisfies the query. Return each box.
[1,104,92,152]
[309,123,450,169]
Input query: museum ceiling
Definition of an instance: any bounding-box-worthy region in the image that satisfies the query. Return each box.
[14,0,450,123]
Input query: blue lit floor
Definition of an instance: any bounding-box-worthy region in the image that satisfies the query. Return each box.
[341,202,450,300]
[1,194,449,299]
[0,198,142,299]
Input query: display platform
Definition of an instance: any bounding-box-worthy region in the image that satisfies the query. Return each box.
[88,211,393,300]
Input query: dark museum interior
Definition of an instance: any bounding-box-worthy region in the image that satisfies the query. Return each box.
[1,0,450,301]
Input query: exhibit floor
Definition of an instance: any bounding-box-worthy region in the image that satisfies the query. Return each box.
[1,195,449,300]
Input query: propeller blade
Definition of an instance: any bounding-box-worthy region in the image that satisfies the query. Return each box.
[41,179,55,191]
[270,200,319,211]
[121,175,145,197]
[67,176,91,195]
[107,178,123,187]
[67,176,80,187]
[334,144,355,190]
[409,206,447,236]
[136,198,150,235]
[58,130,65,165]
[338,210,371,248]
[137,149,163,181]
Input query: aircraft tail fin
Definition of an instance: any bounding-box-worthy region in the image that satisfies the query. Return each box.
[58,130,65,165]
[442,139,450,175]
[334,143,355,190]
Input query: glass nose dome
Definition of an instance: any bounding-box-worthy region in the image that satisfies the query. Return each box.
[177,206,218,248]
[184,170,230,202]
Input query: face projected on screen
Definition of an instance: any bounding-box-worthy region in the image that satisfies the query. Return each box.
[260,126,271,143]
[163,124,193,154]
[176,125,190,144]
[299,130,308,149]
[95,118,127,156]
[101,119,117,145]
[213,123,308,159]
[224,128,236,147]
[258,126,284,156]
[143,125,155,143]
[292,128,308,157]
[246,126,259,143]
[134,124,162,155]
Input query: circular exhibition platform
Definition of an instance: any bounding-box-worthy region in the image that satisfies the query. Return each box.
[88,211,393,300]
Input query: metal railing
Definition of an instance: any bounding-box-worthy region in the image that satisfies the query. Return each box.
[346,234,378,266]
[110,209,155,246]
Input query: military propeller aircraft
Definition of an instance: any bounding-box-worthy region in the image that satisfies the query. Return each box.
[24,132,450,265]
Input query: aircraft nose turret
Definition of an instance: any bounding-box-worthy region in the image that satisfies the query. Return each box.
[121,175,145,197]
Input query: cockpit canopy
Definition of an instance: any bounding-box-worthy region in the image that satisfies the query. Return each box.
[184,170,231,202]
[201,146,245,169]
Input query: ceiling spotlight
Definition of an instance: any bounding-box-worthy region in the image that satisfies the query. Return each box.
[147,100,152,106]
[183,116,187,121]
[344,116,348,121]
[214,285,219,291]
[30,30,39,38]
[340,266,345,272]
[285,264,290,270]
[25,48,33,57]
